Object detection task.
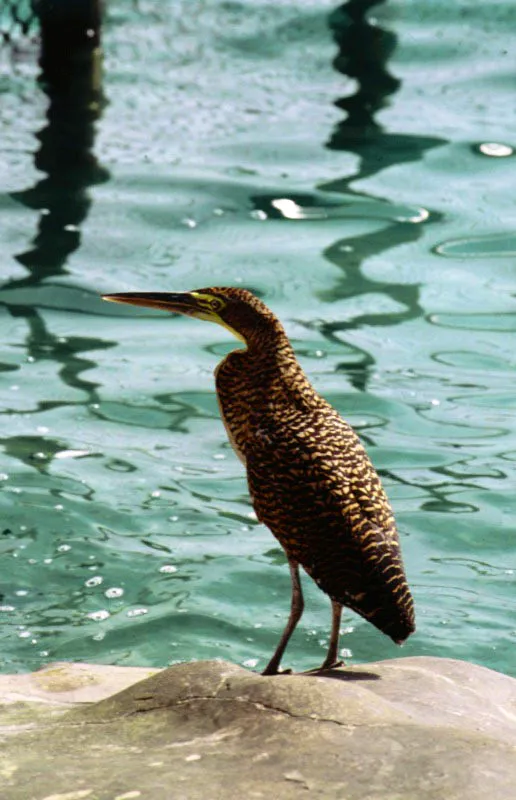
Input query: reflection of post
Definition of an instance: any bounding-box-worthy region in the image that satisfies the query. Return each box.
[9,0,108,288]
[315,1,446,390]
[325,1,444,190]
[329,0,398,142]
[320,2,445,335]
[1,1,112,423]
[7,303,112,408]
[36,0,102,92]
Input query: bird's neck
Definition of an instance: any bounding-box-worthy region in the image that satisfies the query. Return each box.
[241,324,319,410]
[215,323,322,459]
[245,319,290,355]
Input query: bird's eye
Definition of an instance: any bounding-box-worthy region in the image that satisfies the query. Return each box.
[209,298,223,312]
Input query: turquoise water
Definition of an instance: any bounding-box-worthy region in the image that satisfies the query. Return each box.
[1,0,515,676]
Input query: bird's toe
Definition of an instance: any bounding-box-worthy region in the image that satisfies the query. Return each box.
[320,658,344,671]
[261,666,293,676]
[301,659,344,674]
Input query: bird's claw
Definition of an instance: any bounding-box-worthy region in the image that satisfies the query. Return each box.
[301,659,344,675]
[261,666,292,676]
[320,658,344,671]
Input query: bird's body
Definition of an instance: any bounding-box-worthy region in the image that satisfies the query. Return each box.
[103,287,415,673]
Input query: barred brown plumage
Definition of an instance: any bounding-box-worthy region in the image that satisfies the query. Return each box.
[103,286,416,674]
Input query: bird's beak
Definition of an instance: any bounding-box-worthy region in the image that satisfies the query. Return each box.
[102,292,200,315]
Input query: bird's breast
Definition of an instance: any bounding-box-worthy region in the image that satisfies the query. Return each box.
[214,345,326,465]
[214,349,255,463]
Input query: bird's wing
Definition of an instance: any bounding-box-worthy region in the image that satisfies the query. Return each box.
[245,409,414,639]
[245,407,390,540]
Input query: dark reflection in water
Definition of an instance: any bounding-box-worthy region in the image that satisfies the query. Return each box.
[326,0,444,179]
[328,0,399,146]
[252,1,446,391]
[8,305,112,411]
[0,3,113,432]
[319,1,446,361]
[0,434,69,472]
[9,0,108,289]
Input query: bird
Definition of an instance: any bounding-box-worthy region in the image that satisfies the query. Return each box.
[102,287,415,675]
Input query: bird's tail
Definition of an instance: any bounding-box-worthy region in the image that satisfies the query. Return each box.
[360,588,416,644]
[356,533,416,644]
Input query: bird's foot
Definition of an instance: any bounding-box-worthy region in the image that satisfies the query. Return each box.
[321,658,344,670]
[261,666,292,676]
[319,658,344,671]
[302,659,344,675]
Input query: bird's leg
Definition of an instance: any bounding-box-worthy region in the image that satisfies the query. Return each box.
[262,560,304,676]
[319,600,343,670]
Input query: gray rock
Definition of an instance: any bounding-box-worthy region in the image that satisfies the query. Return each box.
[1,657,515,799]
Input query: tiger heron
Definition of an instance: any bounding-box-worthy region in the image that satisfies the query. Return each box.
[103,287,415,674]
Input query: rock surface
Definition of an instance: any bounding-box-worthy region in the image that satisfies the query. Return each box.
[1,657,515,799]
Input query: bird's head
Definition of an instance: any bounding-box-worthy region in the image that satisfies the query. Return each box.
[102,287,282,346]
